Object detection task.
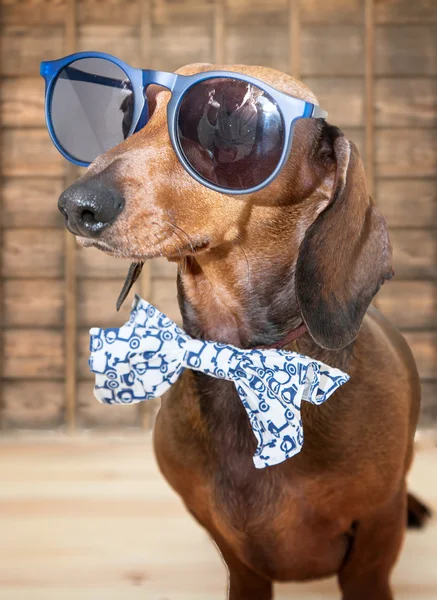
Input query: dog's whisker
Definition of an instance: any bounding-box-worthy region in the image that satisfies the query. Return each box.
[163,222,190,272]
[164,221,196,254]
[233,233,251,284]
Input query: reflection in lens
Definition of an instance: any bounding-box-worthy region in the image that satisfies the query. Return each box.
[177,78,284,190]
[51,57,134,163]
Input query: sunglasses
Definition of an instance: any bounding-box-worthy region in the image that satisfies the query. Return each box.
[41,52,327,195]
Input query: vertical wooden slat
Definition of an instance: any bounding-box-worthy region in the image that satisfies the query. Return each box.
[289,0,301,79]
[364,0,375,198]
[138,0,154,429]
[364,0,378,309]
[0,22,3,429]
[214,0,225,64]
[64,0,78,431]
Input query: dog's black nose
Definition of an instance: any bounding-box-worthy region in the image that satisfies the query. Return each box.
[58,179,125,237]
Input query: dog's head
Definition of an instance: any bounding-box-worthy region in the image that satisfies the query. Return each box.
[58,63,392,350]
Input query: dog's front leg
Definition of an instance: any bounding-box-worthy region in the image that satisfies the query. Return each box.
[338,485,406,600]
[212,534,273,600]
[227,561,273,600]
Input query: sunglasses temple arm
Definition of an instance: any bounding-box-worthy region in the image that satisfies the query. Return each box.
[311,104,328,119]
[59,66,132,91]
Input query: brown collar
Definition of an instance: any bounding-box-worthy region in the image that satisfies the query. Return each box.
[263,323,308,349]
[261,323,308,350]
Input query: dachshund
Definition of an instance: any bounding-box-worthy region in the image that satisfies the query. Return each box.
[58,63,430,599]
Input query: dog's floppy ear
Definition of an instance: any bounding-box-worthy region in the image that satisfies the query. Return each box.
[296,125,393,350]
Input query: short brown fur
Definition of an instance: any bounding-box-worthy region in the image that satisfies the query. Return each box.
[68,64,428,599]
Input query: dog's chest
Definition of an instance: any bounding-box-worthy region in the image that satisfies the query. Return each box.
[201,465,350,581]
[155,373,353,579]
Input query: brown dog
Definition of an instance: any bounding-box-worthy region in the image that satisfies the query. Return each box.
[59,64,429,599]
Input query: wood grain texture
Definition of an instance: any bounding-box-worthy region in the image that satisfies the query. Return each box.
[302,24,437,77]
[77,25,140,66]
[78,279,134,327]
[2,381,65,428]
[364,0,375,196]
[2,229,64,278]
[18,0,435,28]
[226,0,286,26]
[152,0,214,26]
[151,24,214,71]
[375,0,437,24]
[226,24,288,73]
[301,27,364,76]
[0,26,64,75]
[300,0,363,25]
[376,180,436,228]
[0,0,436,428]
[2,178,63,228]
[303,77,364,127]
[390,230,436,279]
[77,0,141,25]
[377,281,436,330]
[375,25,437,76]
[0,0,67,25]
[214,0,225,63]
[375,129,437,178]
[0,77,45,127]
[420,381,437,427]
[77,245,132,279]
[63,0,79,432]
[403,332,437,380]
[2,129,64,177]
[3,329,64,379]
[375,78,437,127]
[3,279,64,328]
[0,437,434,598]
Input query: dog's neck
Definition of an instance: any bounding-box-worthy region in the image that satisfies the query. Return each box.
[177,236,305,350]
[176,232,353,373]
[173,218,353,470]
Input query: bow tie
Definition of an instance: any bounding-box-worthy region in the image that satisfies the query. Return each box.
[89,295,349,468]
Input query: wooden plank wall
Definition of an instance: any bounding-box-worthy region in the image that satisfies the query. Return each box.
[0,0,435,429]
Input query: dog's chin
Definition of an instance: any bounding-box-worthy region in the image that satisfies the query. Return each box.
[77,236,117,254]
[76,236,137,260]
[76,235,211,261]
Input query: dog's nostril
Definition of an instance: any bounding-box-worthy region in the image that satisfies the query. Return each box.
[81,209,98,227]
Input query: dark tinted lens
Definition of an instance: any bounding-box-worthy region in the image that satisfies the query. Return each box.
[51,58,134,163]
[177,78,284,191]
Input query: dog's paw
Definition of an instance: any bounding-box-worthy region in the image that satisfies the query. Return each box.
[407,492,432,529]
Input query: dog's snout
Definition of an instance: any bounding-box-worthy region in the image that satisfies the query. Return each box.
[58,179,125,237]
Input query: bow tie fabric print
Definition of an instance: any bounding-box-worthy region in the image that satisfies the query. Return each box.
[89,295,349,468]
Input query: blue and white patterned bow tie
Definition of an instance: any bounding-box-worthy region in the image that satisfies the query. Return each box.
[89,295,349,468]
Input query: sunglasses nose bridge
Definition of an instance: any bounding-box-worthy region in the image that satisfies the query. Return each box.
[142,70,178,91]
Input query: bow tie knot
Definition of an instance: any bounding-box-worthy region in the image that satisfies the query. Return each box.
[89,295,349,468]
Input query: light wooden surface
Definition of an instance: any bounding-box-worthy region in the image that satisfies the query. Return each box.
[0,435,435,600]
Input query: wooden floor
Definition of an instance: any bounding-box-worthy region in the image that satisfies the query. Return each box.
[0,435,435,600]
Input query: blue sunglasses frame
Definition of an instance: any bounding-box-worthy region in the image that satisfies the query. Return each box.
[41,51,328,195]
